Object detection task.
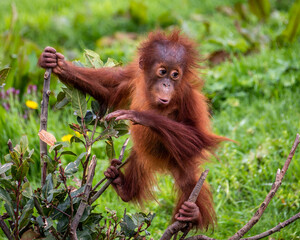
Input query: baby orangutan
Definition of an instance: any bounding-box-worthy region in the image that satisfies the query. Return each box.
[39,30,226,230]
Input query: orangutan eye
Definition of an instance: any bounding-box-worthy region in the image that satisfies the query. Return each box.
[170,70,179,80]
[157,67,167,77]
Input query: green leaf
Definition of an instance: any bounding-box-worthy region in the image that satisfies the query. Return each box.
[91,100,108,119]
[64,153,83,176]
[49,142,68,153]
[70,135,85,146]
[0,179,16,191]
[4,154,11,162]
[14,144,21,155]
[77,110,94,125]
[18,199,34,231]
[20,135,29,155]
[62,87,73,100]
[4,203,15,220]
[72,89,87,119]
[42,174,53,201]
[54,96,70,110]
[0,163,13,175]
[105,137,115,160]
[75,152,87,165]
[0,67,10,84]
[0,187,12,204]
[104,58,119,67]
[84,49,104,68]
[57,91,66,102]
[27,148,34,158]
[95,128,119,142]
[113,122,129,136]
[0,187,14,219]
[64,161,79,176]
[21,181,33,198]
[57,216,69,232]
[77,229,93,240]
[60,151,77,157]
[121,214,137,237]
[9,150,19,165]
[16,160,30,181]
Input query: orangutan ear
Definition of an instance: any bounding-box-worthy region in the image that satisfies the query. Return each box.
[139,57,144,70]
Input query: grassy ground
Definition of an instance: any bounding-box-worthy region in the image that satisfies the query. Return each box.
[0,0,299,239]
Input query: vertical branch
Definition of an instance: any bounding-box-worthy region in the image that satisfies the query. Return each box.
[70,155,97,240]
[39,68,52,186]
[90,138,130,204]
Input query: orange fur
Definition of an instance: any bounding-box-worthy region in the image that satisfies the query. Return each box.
[49,30,227,230]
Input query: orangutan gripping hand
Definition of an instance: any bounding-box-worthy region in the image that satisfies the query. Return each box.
[38,46,66,76]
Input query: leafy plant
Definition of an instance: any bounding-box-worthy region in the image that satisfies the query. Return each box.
[0,51,155,239]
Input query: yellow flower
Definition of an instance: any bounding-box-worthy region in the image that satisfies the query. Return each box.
[75,131,81,137]
[61,134,73,142]
[25,100,38,109]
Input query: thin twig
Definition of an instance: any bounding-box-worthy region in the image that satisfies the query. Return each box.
[240,212,300,240]
[92,137,129,191]
[184,235,216,240]
[228,134,300,240]
[179,223,192,240]
[90,158,129,204]
[40,68,52,187]
[160,170,210,240]
[70,155,97,240]
[91,111,100,141]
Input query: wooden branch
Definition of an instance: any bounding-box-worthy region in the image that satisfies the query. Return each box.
[40,68,52,187]
[160,170,210,240]
[228,134,300,240]
[70,155,97,240]
[0,215,13,240]
[188,170,209,202]
[90,138,129,204]
[240,212,300,240]
[183,235,216,240]
[92,138,129,192]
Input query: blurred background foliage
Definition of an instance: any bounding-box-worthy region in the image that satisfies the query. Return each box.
[0,0,299,239]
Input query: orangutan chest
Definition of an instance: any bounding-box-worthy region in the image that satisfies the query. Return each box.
[131,124,170,160]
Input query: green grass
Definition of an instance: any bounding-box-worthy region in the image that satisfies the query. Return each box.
[0,0,299,239]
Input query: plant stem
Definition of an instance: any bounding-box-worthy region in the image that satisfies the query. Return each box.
[40,68,52,187]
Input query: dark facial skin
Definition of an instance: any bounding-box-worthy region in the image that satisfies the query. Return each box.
[141,42,186,107]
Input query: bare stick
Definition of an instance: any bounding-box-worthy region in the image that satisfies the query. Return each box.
[70,155,97,240]
[40,68,52,186]
[228,134,300,240]
[92,138,129,191]
[0,216,13,240]
[90,138,129,203]
[240,212,300,240]
[188,170,209,202]
[183,236,216,240]
[160,170,210,240]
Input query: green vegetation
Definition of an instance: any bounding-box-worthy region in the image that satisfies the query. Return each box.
[0,0,299,239]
